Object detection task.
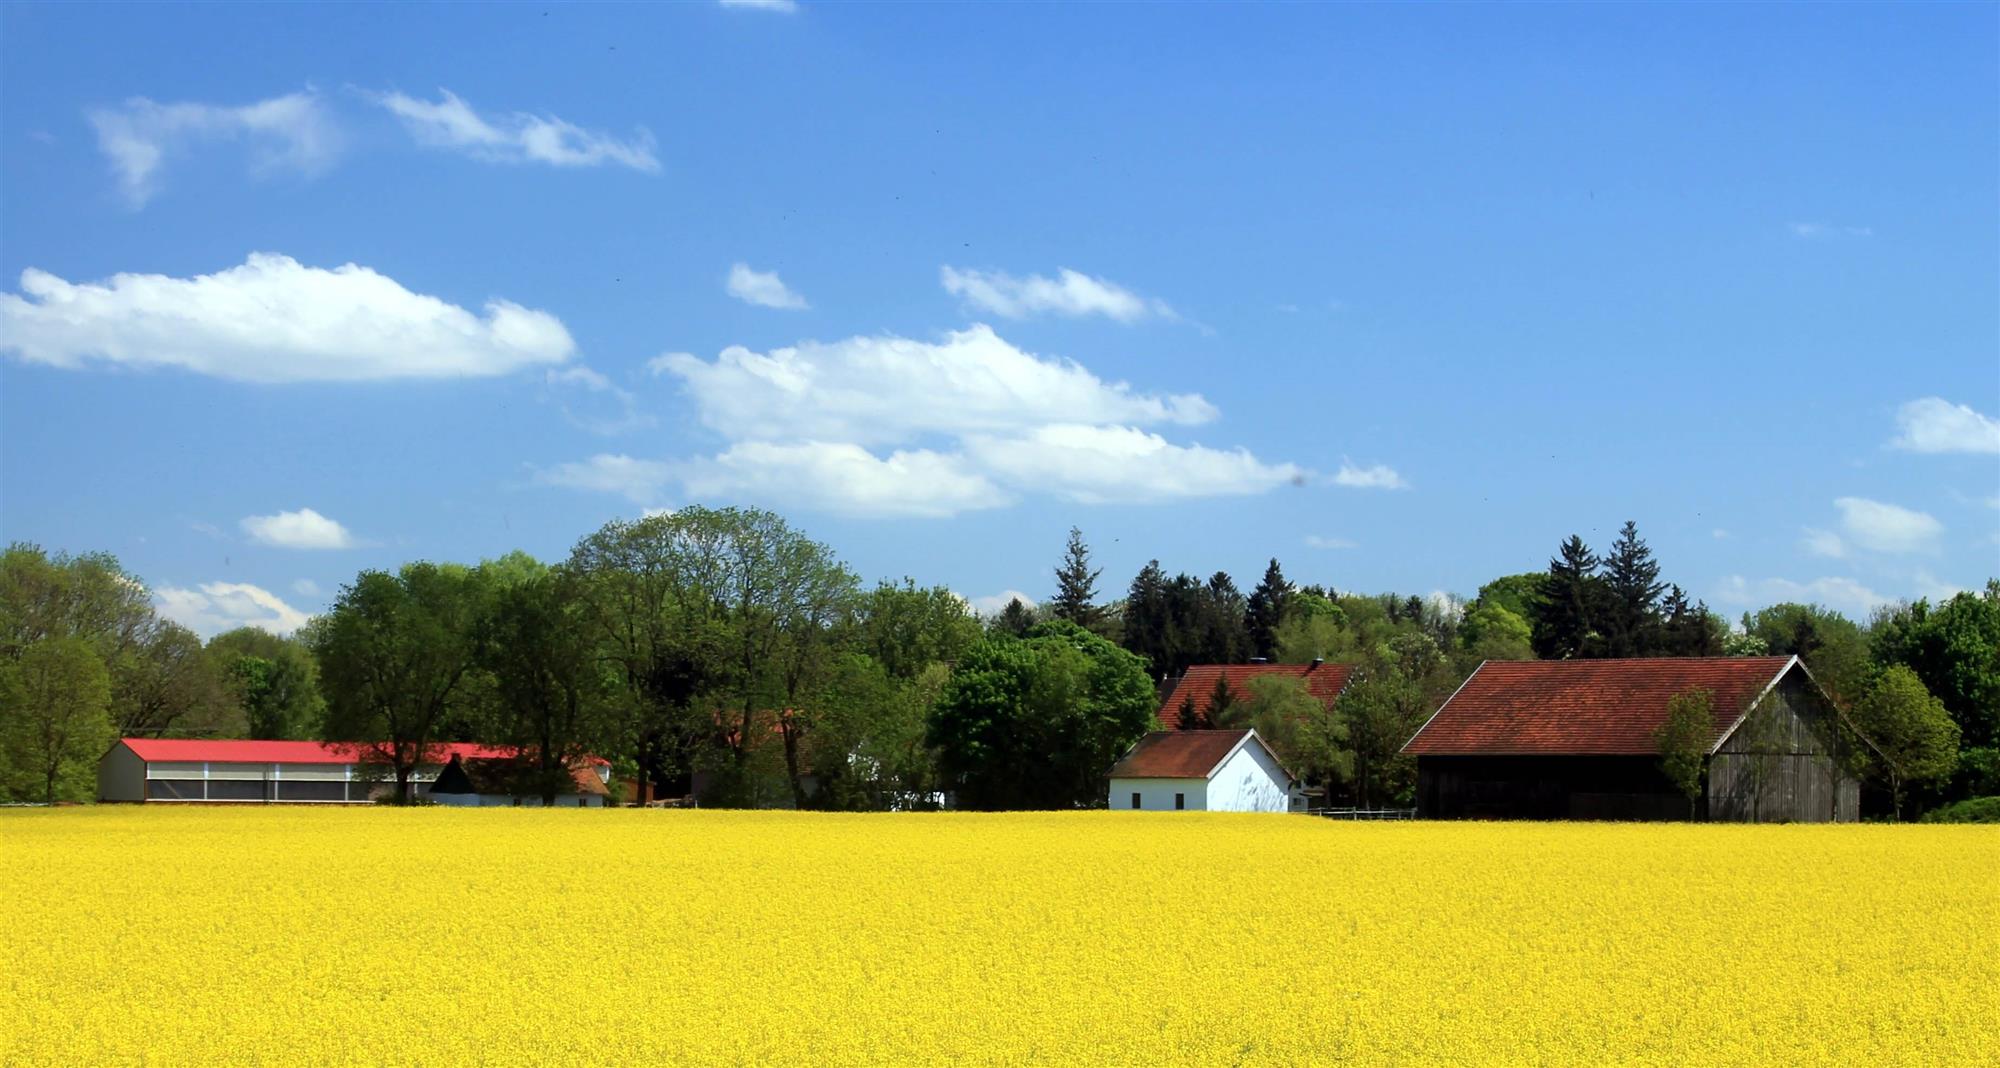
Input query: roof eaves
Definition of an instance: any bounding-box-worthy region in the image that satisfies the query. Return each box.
[1707,655,1799,756]
[1202,729,1255,780]
[1400,660,1488,754]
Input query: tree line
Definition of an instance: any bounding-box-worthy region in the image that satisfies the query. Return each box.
[1,515,1993,818]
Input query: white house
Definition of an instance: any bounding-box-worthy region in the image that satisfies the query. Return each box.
[1107,729,1297,812]
[98,738,608,804]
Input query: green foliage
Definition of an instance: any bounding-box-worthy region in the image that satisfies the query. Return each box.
[808,655,948,810]
[1600,521,1664,658]
[1917,796,2000,824]
[311,562,490,802]
[1531,535,1605,659]
[1870,581,2000,752]
[1851,665,1961,819]
[1122,563,1254,678]
[479,568,620,803]
[1334,666,1429,808]
[1049,527,1107,633]
[1227,675,1350,789]
[1742,603,1870,706]
[927,619,1155,809]
[1244,559,1292,661]
[1460,600,1534,662]
[992,597,1038,637]
[855,580,981,680]
[208,627,324,740]
[1654,688,1715,815]
[0,638,114,803]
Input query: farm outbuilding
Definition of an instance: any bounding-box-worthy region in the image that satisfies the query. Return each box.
[1403,656,1864,822]
[1108,729,1298,812]
[97,739,608,805]
[430,752,612,807]
[1156,660,1353,729]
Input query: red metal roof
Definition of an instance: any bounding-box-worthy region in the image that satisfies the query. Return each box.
[1157,662,1353,729]
[1402,657,1799,756]
[118,738,609,767]
[1108,730,1258,779]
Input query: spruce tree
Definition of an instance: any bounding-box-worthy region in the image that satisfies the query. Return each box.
[1121,560,1171,676]
[1177,691,1204,731]
[995,597,1036,636]
[1205,674,1236,727]
[1201,571,1250,663]
[1602,520,1666,657]
[1244,558,1292,660]
[1049,527,1106,632]
[1530,535,1603,660]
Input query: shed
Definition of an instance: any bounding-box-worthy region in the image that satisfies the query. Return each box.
[429,753,612,808]
[96,739,605,804]
[1108,729,1296,812]
[1157,661,1353,729]
[1402,656,1864,821]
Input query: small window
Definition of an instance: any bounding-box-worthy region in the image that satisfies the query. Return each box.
[1175,793,1185,810]
[1131,792,1142,810]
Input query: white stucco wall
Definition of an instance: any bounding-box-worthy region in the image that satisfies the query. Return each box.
[1109,777,1208,811]
[1205,741,1291,812]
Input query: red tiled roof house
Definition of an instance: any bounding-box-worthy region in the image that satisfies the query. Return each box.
[1156,661,1353,730]
[1402,656,1864,821]
[1107,729,1295,812]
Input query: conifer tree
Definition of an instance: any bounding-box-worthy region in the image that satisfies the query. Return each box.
[1049,527,1106,632]
[1244,559,1292,660]
[1602,520,1666,657]
[1204,673,1236,726]
[1121,560,1171,675]
[1177,691,1204,731]
[1531,535,1604,660]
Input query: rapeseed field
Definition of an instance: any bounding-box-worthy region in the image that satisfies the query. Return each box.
[1,809,1993,1066]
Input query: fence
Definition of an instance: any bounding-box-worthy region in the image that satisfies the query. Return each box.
[1306,807,1418,821]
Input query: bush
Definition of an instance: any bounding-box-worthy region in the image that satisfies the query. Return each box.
[1919,797,2000,824]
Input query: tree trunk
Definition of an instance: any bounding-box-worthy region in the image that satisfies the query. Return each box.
[782,725,807,809]
[395,766,412,805]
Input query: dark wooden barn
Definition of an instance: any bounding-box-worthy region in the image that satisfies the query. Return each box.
[1403,656,1864,822]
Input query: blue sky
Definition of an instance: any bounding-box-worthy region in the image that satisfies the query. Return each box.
[2,2,1995,636]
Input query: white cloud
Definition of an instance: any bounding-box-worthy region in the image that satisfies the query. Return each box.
[241,508,358,550]
[940,266,1174,323]
[1800,528,1846,559]
[1715,575,1890,619]
[726,263,808,310]
[967,590,1037,617]
[720,0,799,12]
[0,253,575,382]
[963,425,1303,505]
[651,324,1215,445]
[547,365,650,434]
[680,442,1007,518]
[533,454,677,503]
[1890,397,2000,455]
[369,89,658,173]
[1305,535,1357,550]
[1332,460,1408,490]
[89,91,339,207]
[291,579,321,597]
[1834,497,1943,555]
[1788,222,1873,239]
[155,582,312,637]
[1913,572,1965,603]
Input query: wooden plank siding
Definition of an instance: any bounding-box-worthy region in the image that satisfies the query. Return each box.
[1707,672,1861,822]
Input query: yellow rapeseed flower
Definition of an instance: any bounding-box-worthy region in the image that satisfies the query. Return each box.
[1,809,1993,1065]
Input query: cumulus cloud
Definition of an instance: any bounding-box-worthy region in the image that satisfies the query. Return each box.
[155,582,312,637]
[547,365,650,434]
[1332,460,1408,490]
[940,267,1173,323]
[1716,575,1890,619]
[963,425,1303,505]
[549,325,1330,518]
[89,91,339,207]
[1800,528,1846,559]
[726,263,808,310]
[966,590,1037,617]
[241,508,358,550]
[1890,397,2000,455]
[0,253,575,382]
[532,454,677,503]
[369,89,659,172]
[651,325,1215,445]
[1834,497,1942,555]
[1305,535,1358,550]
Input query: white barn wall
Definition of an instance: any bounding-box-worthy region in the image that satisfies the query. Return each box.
[1110,777,1208,811]
[1207,742,1291,812]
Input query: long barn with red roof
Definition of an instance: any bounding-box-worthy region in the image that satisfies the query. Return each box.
[1403,656,1866,821]
[98,738,612,806]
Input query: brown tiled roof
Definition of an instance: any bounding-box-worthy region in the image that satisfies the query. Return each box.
[1157,662,1353,729]
[1108,730,1255,779]
[1403,656,1799,756]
